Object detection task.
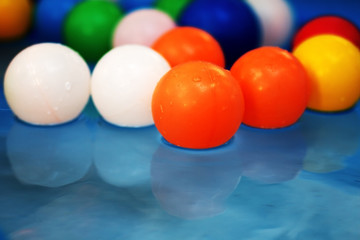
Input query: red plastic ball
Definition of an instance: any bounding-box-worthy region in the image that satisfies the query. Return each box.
[230,46,310,129]
[292,16,360,50]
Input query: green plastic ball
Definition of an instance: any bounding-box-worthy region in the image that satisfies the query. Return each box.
[155,0,193,20]
[64,0,123,62]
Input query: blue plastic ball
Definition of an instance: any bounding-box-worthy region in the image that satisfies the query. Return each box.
[34,0,83,42]
[178,0,261,67]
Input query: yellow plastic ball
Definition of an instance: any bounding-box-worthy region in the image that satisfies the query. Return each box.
[293,34,360,112]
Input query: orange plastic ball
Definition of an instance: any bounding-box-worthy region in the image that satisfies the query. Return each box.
[152,26,225,68]
[230,46,309,129]
[152,61,244,149]
[0,0,32,40]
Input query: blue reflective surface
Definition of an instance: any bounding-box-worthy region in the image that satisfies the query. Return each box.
[1,92,360,239]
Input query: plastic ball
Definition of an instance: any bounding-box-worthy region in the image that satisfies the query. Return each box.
[152,61,244,149]
[113,9,176,47]
[155,0,193,20]
[91,45,171,127]
[230,46,309,129]
[64,0,123,62]
[292,15,360,50]
[152,26,225,67]
[34,0,83,42]
[4,43,91,125]
[0,0,32,40]
[246,0,294,47]
[178,0,260,67]
[293,34,360,112]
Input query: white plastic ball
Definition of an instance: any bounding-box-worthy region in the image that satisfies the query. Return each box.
[4,43,91,125]
[113,9,176,47]
[91,44,171,127]
[246,0,294,47]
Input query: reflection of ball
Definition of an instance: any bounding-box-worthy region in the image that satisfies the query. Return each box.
[293,35,360,112]
[7,118,92,187]
[91,45,170,127]
[152,61,244,149]
[94,122,160,187]
[0,0,32,40]
[113,9,176,47]
[231,46,309,129]
[4,43,91,125]
[152,26,225,67]
[64,0,123,62]
[246,0,294,47]
[293,16,360,50]
[178,0,260,67]
[151,142,241,219]
[237,125,305,184]
[300,110,360,173]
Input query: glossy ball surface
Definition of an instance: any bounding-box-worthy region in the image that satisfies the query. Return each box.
[246,0,294,47]
[293,16,360,50]
[64,0,123,62]
[152,61,244,149]
[34,0,83,42]
[178,0,260,67]
[231,46,309,129]
[4,43,91,125]
[91,45,171,127]
[152,27,225,67]
[293,34,360,112]
[0,0,32,40]
[113,9,176,47]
